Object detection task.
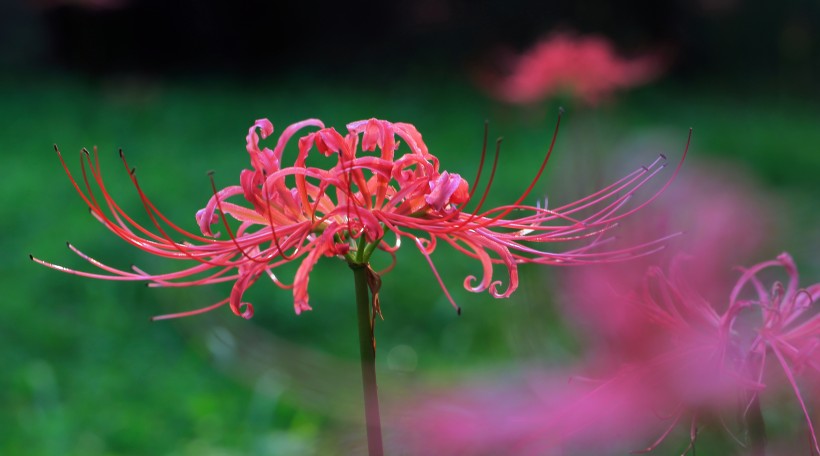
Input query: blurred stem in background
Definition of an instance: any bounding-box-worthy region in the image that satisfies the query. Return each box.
[746,393,767,456]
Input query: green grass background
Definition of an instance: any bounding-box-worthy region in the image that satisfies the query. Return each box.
[2,74,818,455]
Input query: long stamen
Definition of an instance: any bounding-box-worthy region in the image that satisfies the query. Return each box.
[341,148,370,245]
[477,109,563,226]
[414,238,461,315]
[458,120,489,209]
[118,153,233,266]
[257,171,302,262]
[113,149,218,243]
[468,137,502,219]
[151,297,231,321]
[80,150,197,256]
[207,171,271,264]
[514,108,562,207]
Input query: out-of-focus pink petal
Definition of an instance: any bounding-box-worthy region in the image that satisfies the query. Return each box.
[486,32,663,106]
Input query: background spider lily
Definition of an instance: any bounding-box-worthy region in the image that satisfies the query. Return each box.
[484,32,663,106]
[398,253,819,454]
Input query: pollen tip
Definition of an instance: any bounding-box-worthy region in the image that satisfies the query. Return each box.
[28,253,34,260]
[457,306,462,316]
[65,241,71,247]
[558,106,565,115]
[207,170,215,177]
[53,144,59,152]
[118,149,124,158]
[659,153,667,160]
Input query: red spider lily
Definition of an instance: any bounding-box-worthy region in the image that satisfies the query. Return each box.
[400,254,818,455]
[597,253,819,454]
[32,116,686,320]
[733,252,820,453]
[487,32,662,105]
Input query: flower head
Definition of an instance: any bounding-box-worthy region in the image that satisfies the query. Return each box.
[401,253,818,454]
[487,32,663,105]
[32,116,685,319]
[571,253,819,453]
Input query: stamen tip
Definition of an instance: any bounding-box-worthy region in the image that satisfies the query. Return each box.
[207,170,215,176]
[659,153,667,160]
[65,241,71,248]
[28,253,34,261]
[118,149,124,158]
[558,106,565,115]
[457,306,462,316]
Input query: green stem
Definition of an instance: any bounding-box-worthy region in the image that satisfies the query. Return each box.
[746,393,767,456]
[351,263,384,456]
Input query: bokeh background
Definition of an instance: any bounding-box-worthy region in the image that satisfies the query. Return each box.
[3,0,819,454]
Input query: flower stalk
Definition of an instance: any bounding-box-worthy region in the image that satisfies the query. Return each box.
[745,392,767,456]
[351,262,384,456]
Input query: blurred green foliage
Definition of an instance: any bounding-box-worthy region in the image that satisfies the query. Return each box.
[2,74,818,455]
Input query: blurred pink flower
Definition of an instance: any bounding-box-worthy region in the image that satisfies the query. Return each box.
[400,253,818,454]
[398,368,664,456]
[560,164,777,362]
[582,252,819,452]
[33,117,683,319]
[735,253,820,451]
[487,32,663,105]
